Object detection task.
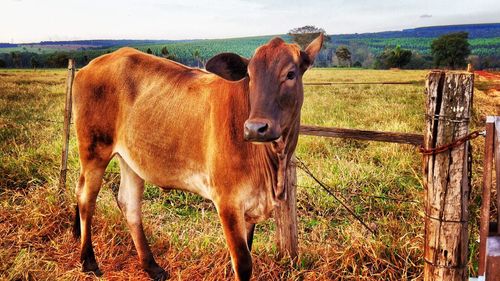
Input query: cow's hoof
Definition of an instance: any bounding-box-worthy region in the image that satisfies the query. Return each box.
[146,267,168,281]
[143,258,168,280]
[81,251,102,276]
[82,264,103,277]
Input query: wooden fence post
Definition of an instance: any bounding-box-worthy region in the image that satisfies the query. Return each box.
[478,116,500,279]
[59,59,75,192]
[423,70,474,280]
[495,117,500,235]
[275,157,298,260]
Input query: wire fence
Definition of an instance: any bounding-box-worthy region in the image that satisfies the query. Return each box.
[2,112,424,241]
[0,116,68,124]
[296,184,419,204]
[0,77,429,241]
[296,156,377,234]
[304,81,423,86]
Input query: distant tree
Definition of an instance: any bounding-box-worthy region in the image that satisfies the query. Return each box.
[289,25,332,66]
[30,57,40,69]
[10,52,21,68]
[467,55,480,70]
[431,32,471,69]
[375,45,412,69]
[335,46,352,67]
[405,53,433,69]
[160,46,178,61]
[192,49,202,67]
[347,42,374,68]
[362,53,376,68]
[0,59,5,68]
[46,52,69,68]
[353,61,362,68]
[288,25,326,49]
[146,48,153,54]
[476,56,500,70]
[161,46,169,57]
[389,45,412,68]
[479,56,495,69]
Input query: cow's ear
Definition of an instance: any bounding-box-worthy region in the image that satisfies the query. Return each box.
[205,53,249,81]
[300,33,324,72]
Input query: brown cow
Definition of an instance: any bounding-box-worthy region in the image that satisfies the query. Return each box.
[72,34,323,281]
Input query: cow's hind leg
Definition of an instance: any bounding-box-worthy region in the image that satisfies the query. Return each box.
[74,163,107,276]
[116,156,168,281]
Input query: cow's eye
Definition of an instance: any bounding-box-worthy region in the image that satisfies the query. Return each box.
[286,71,295,80]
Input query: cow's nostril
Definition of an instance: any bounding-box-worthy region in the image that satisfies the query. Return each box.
[244,119,276,141]
[257,123,268,134]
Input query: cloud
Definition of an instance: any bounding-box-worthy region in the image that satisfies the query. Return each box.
[2,0,499,42]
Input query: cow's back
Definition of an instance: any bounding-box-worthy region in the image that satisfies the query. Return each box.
[73,48,208,162]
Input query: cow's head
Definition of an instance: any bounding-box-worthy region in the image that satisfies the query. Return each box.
[206,34,324,143]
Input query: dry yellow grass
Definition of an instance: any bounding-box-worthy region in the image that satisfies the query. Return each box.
[0,68,498,280]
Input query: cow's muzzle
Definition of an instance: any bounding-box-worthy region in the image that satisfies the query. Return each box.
[244,118,280,142]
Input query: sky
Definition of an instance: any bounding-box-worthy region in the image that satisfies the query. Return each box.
[2,0,500,43]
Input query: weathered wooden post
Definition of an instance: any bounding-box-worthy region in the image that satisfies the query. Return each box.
[423,70,474,280]
[59,59,75,191]
[478,116,500,280]
[495,118,500,236]
[274,157,298,260]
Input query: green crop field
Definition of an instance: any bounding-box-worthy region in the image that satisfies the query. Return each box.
[0,68,498,280]
[333,37,500,56]
[2,36,499,57]
[2,33,499,69]
[134,35,288,61]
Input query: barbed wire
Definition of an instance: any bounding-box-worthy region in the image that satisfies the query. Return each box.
[0,115,71,124]
[296,184,419,204]
[418,130,485,155]
[0,111,423,233]
[295,156,377,235]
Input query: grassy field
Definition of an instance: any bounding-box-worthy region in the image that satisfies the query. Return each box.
[0,68,498,280]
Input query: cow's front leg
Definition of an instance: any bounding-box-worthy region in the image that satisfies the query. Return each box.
[218,206,252,281]
[246,222,255,251]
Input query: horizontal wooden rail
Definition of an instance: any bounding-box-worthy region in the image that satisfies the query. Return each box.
[304,81,421,86]
[299,125,423,145]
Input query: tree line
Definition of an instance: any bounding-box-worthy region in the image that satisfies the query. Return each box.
[0,51,74,68]
[289,26,496,69]
[0,27,499,69]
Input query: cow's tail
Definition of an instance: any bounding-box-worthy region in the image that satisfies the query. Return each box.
[73,204,81,238]
[72,68,81,240]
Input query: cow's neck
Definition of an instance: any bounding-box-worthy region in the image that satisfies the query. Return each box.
[225,79,300,202]
[265,116,300,201]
